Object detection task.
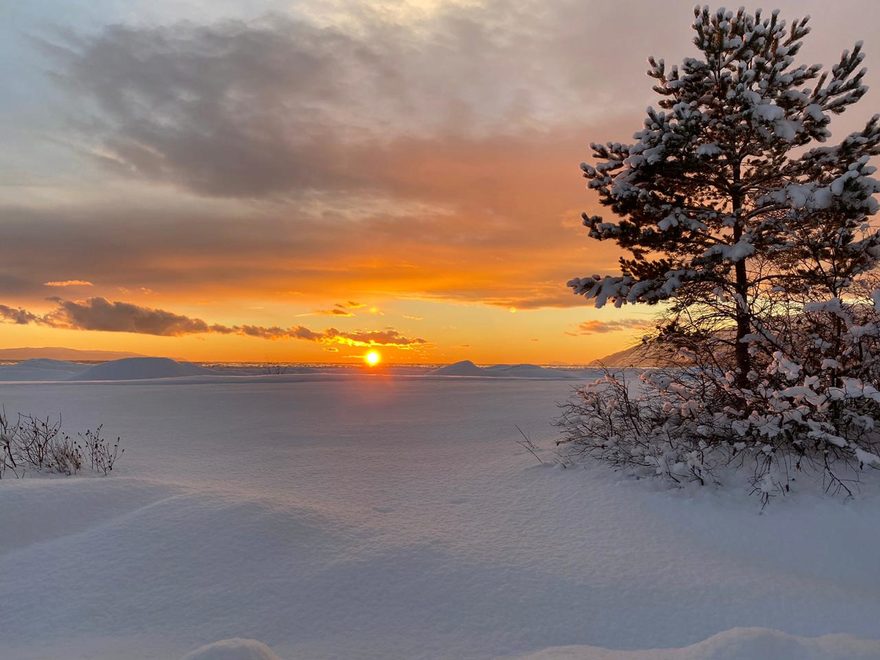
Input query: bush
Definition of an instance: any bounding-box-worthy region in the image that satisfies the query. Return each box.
[557,356,880,505]
[0,410,123,479]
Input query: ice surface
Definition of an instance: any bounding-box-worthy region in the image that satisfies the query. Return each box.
[1,377,879,659]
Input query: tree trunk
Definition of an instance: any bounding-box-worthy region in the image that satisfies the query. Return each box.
[733,258,751,388]
[731,173,751,388]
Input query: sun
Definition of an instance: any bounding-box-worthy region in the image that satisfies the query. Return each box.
[364,350,381,367]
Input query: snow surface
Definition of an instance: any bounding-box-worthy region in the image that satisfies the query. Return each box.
[517,628,880,659]
[75,357,212,380]
[0,358,85,381]
[181,638,281,660]
[0,356,214,381]
[1,376,880,659]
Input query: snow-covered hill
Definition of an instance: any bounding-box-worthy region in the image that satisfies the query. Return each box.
[0,358,86,381]
[74,357,212,381]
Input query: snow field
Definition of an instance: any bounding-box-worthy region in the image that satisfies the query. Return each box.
[1,378,879,659]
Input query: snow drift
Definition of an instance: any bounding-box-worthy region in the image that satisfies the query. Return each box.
[518,627,880,659]
[182,628,880,660]
[73,357,212,380]
[181,639,280,660]
[0,358,85,381]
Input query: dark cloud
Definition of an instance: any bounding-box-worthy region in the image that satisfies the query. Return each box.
[0,304,40,325]
[1,296,427,348]
[45,296,213,335]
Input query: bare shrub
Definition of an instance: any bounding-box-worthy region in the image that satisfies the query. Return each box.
[0,410,123,479]
[81,426,123,475]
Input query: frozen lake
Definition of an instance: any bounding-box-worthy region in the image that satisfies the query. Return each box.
[2,377,880,659]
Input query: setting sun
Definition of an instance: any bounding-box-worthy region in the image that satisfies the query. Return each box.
[364,350,381,366]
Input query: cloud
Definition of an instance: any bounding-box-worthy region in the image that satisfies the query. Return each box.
[323,327,423,348]
[45,2,671,199]
[0,304,40,325]
[0,193,621,310]
[2,297,427,348]
[19,0,875,317]
[574,318,654,335]
[44,279,93,287]
[314,303,359,317]
[23,2,667,310]
[43,296,215,335]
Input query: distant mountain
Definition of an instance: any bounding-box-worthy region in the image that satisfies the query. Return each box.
[591,342,678,368]
[0,347,143,361]
[431,360,577,379]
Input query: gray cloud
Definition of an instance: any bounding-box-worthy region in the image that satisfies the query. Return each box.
[45,296,214,335]
[44,2,687,198]
[0,304,40,325]
[50,0,875,198]
[0,296,426,347]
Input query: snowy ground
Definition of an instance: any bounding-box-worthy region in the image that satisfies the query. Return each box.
[2,374,880,659]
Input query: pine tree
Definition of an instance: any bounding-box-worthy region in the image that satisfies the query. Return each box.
[561,6,880,501]
[570,6,880,388]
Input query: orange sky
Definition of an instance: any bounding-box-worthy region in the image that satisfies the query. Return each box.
[1,0,878,363]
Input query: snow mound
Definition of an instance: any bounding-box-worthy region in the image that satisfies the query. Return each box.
[431,360,576,379]
[518,627,880,659]
[74,357,212,381]
[431,360,486,376]
[181,639,281,660]
[0,358,85,381]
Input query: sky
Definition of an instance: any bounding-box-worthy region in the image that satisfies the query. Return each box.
[1,0,879,364]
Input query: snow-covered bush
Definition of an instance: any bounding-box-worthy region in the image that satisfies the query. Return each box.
[562,7,880,500]
[0,411,123,478]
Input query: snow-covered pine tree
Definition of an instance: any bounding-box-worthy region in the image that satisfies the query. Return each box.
[561,6,880,500]
[570,6,879,386]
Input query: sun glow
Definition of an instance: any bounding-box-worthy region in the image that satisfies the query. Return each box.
[364,350,381,366]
